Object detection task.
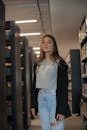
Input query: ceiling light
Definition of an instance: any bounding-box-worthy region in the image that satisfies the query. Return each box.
[15,20,37,24]
[20,33,41,36]
[33,47,40,50]
[86,18,87,25]
[37,54,40,58]
[34,51,40,55]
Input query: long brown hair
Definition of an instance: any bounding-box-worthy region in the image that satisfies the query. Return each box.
[38,34,63,63]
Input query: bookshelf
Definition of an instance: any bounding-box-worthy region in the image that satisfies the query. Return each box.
[20,37,31,129]
[79,16,87,129]
[5,21,23,130]
[0,1,8,130]
[65,49,81,115]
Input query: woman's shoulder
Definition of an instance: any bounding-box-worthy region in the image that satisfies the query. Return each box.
[58,59,68,71]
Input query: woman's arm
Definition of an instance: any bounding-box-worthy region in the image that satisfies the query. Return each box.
[56,60,71,119]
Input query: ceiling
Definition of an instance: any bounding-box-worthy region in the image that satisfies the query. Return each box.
[3,0,87,57]
[3,0,51,48]
[49,0,87,57]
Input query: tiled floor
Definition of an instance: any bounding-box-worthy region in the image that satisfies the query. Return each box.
[30,115,85,130]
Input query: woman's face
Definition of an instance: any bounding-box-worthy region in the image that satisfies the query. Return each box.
[41,36,53,54]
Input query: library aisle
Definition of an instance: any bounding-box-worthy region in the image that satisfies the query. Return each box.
[30,116,84,130]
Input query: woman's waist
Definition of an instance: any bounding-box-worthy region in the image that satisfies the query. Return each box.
[39,87,56,95]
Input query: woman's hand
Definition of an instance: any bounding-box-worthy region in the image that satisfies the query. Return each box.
[56,114,65,121]
[31,108,37,118]
[51,114,65,127]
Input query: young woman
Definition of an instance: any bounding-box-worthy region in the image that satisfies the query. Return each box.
[31,34,71,130]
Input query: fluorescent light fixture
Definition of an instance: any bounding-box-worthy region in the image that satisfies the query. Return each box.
[37,54,40,58]
[20,32,41,36]
[34,51,40,55]
[15,19,37,24]
[33,47,40,50]
[86,19,87,25]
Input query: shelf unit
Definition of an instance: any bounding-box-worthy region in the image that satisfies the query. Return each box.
[5,21,23,130]
[65,49,81,115]
[20,37,31,129]
[0,1,9,130]
[79,16,87,129]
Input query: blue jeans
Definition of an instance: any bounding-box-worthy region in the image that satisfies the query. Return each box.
[38,90,64,130]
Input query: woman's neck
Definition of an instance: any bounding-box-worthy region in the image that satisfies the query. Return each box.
[45,53,51,61]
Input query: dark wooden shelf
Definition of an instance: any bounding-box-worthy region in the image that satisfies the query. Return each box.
[80,16,87,126]
[81,35,87,48]
[81,56,87,62]
[82,95,87,102]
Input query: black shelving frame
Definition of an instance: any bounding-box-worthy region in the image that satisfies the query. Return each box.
[79,16,87,129]
[0,1,8,130]
[66,49,81,115]
[5,21,23,130]
[70,50,82,114]
[20,37,31,129]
